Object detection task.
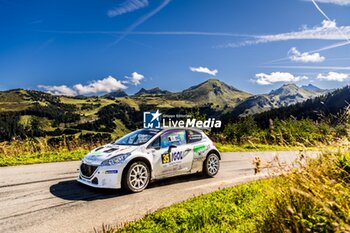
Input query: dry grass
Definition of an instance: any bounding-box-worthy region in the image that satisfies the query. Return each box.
[260,151,350,232]
[100,151,350,233]
[0,136,109,166]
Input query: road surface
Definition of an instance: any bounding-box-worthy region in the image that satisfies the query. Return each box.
[0,151,318,233]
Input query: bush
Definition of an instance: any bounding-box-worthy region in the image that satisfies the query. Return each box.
[273,118,332,146]
[223,116,260,144]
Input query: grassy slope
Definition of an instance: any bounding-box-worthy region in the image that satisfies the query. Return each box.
[0,144,313,166]
[114,179,275,233]
[0,89,34,111]
[113,152,350,233]
[0,150,88,166]
[215,143,318,152]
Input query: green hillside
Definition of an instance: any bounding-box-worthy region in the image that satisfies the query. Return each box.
[1,79,348,147]
[0,79,250,143]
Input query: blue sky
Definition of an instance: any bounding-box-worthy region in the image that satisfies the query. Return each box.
[1,0,350,95]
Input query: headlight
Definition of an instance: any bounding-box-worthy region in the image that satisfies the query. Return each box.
[101,153,131,166]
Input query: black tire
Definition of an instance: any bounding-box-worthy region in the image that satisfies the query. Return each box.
[203,153,220,177]
[122,161,150,193]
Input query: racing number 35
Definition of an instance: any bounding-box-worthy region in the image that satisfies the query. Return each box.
[161,151,183,164]
[161,153,171,164]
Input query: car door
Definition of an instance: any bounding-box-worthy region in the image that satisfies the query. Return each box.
[150,129,194,178]
[187,129,208,172]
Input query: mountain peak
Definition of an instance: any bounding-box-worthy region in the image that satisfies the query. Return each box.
[186,79,242,92]
[203,78,221,84]
[301,84,322,92]
[179,79,251,107]
[103,90,128,98]
[134,87,171,96]
[269,83,303,95]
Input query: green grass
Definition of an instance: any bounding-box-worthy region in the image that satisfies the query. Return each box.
[0,149,88,166]
[0,143,317,166]
[114,179,276,233]
[111,152,350,233]
[215,143,317,152]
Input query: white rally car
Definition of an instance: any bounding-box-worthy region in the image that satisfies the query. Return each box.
[77,128,220,193]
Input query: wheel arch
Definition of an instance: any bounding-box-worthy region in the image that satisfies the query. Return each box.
[121,157,153,181]
[206,149,221,160]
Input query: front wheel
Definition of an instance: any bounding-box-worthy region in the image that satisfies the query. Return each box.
[122,161,150,193]
[203,153,220,177]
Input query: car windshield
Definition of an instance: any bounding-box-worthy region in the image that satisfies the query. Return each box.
[114,129,161,146]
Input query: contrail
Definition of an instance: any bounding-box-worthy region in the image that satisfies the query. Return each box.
[264,1,350,64]
[261,65,350,71]
[311,0,331,21]
[112,0,171,45]
[36,29,254,38]
[264,40,350,64]
[311,0,350,42]
[310,40,350,53]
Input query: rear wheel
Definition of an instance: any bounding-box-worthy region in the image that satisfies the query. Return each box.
[203,153,220,177]
[122,161,150,193]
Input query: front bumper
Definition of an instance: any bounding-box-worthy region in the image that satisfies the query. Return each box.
[77,164,123,189]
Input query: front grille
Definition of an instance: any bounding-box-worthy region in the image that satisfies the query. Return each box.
[80,163,98,178]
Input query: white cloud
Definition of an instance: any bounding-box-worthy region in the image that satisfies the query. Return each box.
[37,85,77,96]
[73,76,127,95]
[288,47,325,63]
[254,72,308,85]
[38,76,127,96]
[306,0,350,5]
[317,72,349,81]
[190,66,218,76]
[222,20,350,48]
[124,72,144,85]
[108,0,149,17]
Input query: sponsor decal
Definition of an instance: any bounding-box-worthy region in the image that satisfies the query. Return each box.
[161,151,184,164]
[161,165,183,173]
[193,144,208,160]
[143,110,221,129]
[92,151,103,156]
[194,144,206,153]
[105,170,118,174]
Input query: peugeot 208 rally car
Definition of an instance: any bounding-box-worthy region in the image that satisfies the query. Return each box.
[77,128,221,193]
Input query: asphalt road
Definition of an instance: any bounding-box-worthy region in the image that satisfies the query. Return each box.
[0,151,318,233]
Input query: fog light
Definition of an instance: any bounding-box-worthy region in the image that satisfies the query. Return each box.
[92,177,98,184]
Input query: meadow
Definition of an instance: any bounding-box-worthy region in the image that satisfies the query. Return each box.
[105,151,350,233]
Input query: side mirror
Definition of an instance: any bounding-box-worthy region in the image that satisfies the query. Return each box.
[168,144,177,153]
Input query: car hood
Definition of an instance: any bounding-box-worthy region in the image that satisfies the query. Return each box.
[83,144,138,165]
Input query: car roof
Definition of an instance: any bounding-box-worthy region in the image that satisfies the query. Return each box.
[137,128,204,134]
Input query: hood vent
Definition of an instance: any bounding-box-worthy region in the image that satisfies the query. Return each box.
[95,147,104,151]
[104,148,119,153]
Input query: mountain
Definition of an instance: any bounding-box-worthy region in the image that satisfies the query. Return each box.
[232,84,326,116]
[0,79,338,142]
[134,87,171,96]
[103,90,128,98]
[269,83,318,101]
[131,79,251,109]
[253,85,350,127]
[301,84,323,92]
[174,79,251,108]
